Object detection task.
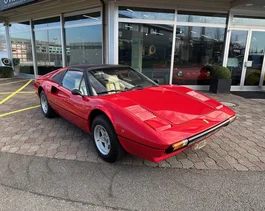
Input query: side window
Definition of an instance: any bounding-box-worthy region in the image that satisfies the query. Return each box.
[62,70,83,91]
[79,77,88,95]
[52,70,66,84]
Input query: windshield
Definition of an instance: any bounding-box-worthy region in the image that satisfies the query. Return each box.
[87,67,157,95]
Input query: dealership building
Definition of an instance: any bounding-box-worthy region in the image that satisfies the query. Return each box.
[0,0,265,91]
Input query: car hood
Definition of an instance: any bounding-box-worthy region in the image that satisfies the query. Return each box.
[102,85,225,126]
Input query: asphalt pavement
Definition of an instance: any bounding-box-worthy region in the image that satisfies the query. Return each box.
[0,152,264,211]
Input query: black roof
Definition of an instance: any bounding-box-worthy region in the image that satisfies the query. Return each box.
[70,64,129,71]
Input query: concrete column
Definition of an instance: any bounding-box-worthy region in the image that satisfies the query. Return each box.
[30,19,38,78]
[4,21,13,68]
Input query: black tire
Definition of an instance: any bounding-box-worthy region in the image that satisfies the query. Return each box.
[40,90,56,118]
[92,114,125,163]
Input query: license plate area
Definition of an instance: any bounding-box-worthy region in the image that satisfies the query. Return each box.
[193,140,207,150]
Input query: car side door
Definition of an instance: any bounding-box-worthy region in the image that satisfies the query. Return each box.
[53,69,91,130]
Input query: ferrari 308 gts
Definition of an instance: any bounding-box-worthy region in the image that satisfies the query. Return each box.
[34,65,236,163]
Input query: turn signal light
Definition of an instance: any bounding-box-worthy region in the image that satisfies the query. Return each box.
[165,139,188,154]
[229,115,236,123]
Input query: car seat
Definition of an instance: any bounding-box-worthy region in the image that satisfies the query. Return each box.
[105,75,125,92]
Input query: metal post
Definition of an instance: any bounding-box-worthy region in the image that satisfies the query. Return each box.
[108,2,118,64]
[30,19,38,78]
[60,14,67,67]
[169,9,177,85]
[222,11,233,67]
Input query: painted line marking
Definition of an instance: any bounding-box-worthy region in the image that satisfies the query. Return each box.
[0,80,33,105]
[0,79,29,86]
[0,105,40,117]
[0,78,12,81]
[0,91,35,95]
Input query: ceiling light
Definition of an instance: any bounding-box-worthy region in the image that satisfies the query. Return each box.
[245,3,253,6]
[127,9,134,12]
[190,31,197,34]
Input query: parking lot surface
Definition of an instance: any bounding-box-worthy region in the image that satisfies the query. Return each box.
[0,78,265,171]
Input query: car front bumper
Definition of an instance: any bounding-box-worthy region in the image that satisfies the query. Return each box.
[119,116,236,163]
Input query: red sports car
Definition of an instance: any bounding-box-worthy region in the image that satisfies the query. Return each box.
[34,64,236,163]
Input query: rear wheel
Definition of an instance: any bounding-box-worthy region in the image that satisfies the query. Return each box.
[40,90,56,118]
[92,115,125,163]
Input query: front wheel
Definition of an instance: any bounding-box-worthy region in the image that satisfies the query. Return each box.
[40,90,56,118]
[92,115,125,163]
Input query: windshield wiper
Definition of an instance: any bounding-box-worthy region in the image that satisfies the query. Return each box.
[127,85,144,91]
[97,90,123,95]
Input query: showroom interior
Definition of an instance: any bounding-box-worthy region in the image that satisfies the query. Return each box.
[0,0,265,91]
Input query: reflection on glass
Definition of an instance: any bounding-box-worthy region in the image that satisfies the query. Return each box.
[65,25,102,65]
[65,12,102,65]
[33,17,60,29]
[227,30,247,86]
[119,7,174,21]
[233,17,265,26]
[34,17,62,75]
[65,12,101,26]
[119,22,173,84]
[35,29,62,75]
[0,26,7,57]
[10,22,33,75]
[177,11,227,24]
[244,31,265,86]
[172,26,225,85]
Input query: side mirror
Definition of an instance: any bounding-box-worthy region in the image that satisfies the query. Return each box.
[71,89,82,96]
[154,79,159,84]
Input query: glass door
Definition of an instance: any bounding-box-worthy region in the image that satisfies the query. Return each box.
[244,31,265,86]
[226,30,248,86]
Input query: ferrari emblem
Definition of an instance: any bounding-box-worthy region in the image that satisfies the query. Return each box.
[203,119,209,124]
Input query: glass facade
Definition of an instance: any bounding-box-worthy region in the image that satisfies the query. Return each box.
[9,22,33,74]
[177,11,227,24]
[119,7,175,21]
[119,23,173,84]
[65,12,102,65]
[173,26,225,85]
[0,25,8,59]
[118,7,227,85]
[233,16,265,26]
[244,31,265,86]
[34,17,62,75]
[3,5,265,89]
[227,30,247,86]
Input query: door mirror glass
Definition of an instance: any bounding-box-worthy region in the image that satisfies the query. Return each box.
[71,89,82,96]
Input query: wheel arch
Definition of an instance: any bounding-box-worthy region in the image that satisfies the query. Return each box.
[38,86,44,97]
[88,108,115,134]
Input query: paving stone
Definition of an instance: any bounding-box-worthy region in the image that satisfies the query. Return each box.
[166,157,183,168]
[65,154,77,160]
[194,162,208,170]
[144,160,158,167]
[67,147,79,155]
[54,151,67,159]
[158,161,171,168]
[231,163,249,171]
[1,146,11,152]
[179,158,194,169]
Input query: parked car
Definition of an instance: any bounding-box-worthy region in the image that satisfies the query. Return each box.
[34,64,236,163]
[153,63,212,84]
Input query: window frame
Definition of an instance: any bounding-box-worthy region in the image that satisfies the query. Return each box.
[60,68,90,96]
[52,69,67,84]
